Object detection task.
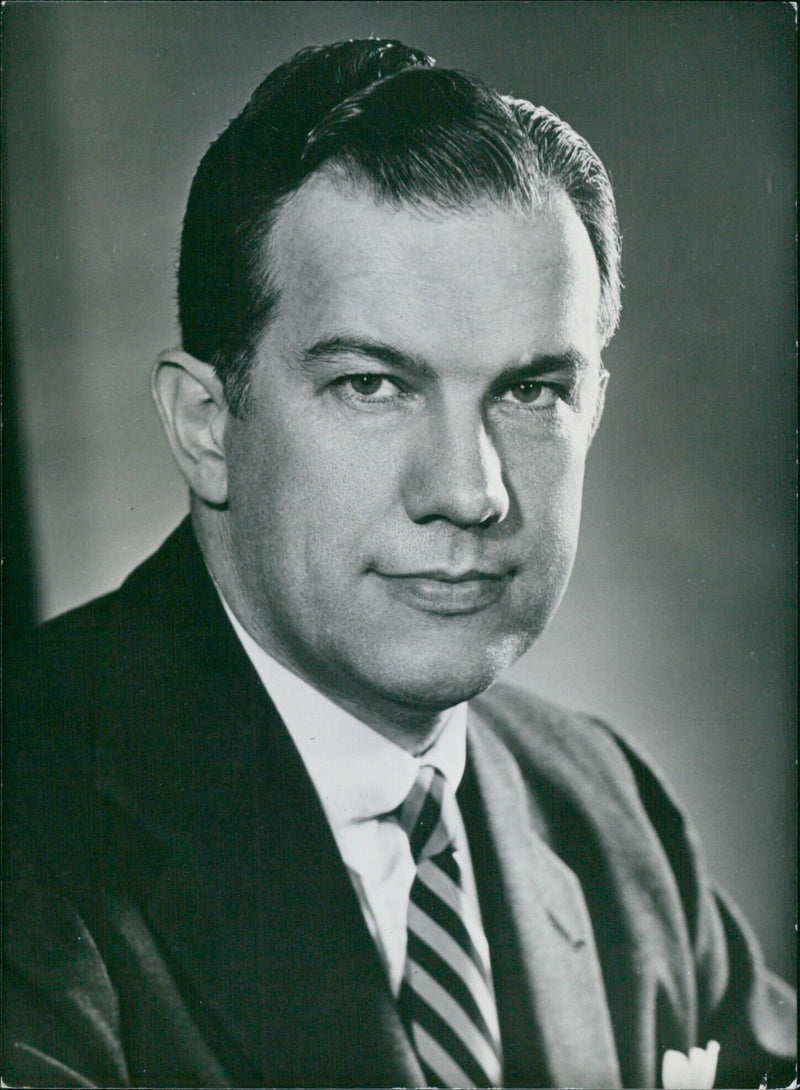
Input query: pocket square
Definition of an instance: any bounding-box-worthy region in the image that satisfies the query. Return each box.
[661,1040,720,1089]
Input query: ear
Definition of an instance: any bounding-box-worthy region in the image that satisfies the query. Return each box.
[587,366,609,448]
[151,348,229,506]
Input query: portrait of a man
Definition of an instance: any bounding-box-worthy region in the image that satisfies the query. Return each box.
[2,5,796,1088]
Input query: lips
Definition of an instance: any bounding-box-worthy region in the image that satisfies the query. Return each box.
[375,570,512,614]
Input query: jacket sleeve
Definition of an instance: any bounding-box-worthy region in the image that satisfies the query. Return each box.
[613,732,796,1089]
[2,826,131,1089]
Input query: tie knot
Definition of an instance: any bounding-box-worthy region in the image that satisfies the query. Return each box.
[397,765,454,864]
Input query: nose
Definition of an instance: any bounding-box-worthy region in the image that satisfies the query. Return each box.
[401,405,510,528]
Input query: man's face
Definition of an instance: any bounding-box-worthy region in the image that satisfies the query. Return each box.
[220,175,605,729]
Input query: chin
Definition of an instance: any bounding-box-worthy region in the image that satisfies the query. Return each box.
[362,630,533,714]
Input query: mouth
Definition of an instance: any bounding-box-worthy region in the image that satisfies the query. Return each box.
[374,569,513,614]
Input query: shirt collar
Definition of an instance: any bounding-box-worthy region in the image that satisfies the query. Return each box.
[219,595,468,830]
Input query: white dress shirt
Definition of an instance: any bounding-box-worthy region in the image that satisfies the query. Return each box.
[220,598,487,996]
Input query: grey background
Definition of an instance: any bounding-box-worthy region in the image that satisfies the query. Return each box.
[3,1,796,981]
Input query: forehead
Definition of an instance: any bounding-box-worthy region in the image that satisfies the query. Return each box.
[261,175,602,362]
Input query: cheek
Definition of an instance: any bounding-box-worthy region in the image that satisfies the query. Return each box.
[506,437,587,598]
[507,445,586,615]
[506,431,587,525]
[228,411,399,565]
[543,460,586,565]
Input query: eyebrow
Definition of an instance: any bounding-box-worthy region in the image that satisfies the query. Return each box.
[491,348,592,392]
[298,335,431,376]
[298,334,592,385]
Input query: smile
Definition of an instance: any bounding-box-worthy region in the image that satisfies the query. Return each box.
[375,571,511,614]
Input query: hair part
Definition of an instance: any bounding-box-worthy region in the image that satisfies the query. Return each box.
[178,39,621,415]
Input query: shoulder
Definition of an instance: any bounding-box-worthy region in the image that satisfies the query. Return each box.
[7,519,207,706]
[468,681,698,898]
[9,517,200,657]
[4,519,212,802]
[469,680,665,808]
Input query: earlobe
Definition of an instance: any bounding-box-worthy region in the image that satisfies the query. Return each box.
[151,348,230,506]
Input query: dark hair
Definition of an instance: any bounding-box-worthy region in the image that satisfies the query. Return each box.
[178,39,621,415]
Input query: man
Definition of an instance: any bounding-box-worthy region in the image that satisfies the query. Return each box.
[3,38,795,1089]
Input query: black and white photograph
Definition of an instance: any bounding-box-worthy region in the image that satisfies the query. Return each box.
[2,3,796,1087]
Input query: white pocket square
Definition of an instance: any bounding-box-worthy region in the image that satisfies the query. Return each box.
[661,1040,720,1089]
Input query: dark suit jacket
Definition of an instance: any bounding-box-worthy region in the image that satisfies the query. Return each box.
[3,521,795,1088]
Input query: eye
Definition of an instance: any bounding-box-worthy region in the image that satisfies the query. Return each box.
[497,380,560,408]
[335,373,405,402]
[348,374,389,396]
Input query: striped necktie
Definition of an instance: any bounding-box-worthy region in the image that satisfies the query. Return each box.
[397,765,504,1088]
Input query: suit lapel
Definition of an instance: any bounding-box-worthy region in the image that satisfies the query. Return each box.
[138,700,424,1087]
[465,709,622,1088]
[95,522,424,1087]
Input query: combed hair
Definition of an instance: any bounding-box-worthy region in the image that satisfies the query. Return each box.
[178,39,621,414]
